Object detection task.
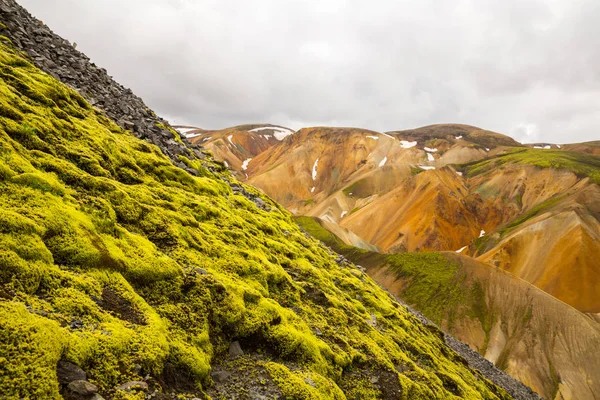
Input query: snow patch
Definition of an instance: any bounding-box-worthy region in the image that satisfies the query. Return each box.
[227,135,234,145]
[418,165,436,170]
[249,126,295,140]
[366,135,379,140]
[456,171,463,176]
[544,145,551,149]
[378,157,387,167]
[455,135,463,139]
[175,127,198,135]
[241,158,252,171]
[479,230,485,238]
[223,160,229,167]
[312,158,319,181]
[533,146,543,149]
[424,147,438,153]
[427,153,434,162]
[310,187,315,193]
[485,148,490,152]
[557,144,561,149]
[202,137,211,142]
[455,246,467,253]
[400,140,417,149]
[341,211,348,219]
[381,132,395,139]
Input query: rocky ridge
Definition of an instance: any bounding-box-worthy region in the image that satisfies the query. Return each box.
[0,0,202,166]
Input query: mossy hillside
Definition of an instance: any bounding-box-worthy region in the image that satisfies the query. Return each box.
[0,41,508,399]
[295,217,491,339]
[462,148,600,184]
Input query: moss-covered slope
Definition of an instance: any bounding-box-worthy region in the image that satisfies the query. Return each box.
[461,147,600,184]
[0,38,510,399]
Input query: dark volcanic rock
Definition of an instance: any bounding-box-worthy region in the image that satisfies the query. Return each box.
[57,361,86,384]
[67,380,98,396]
[228,341,244,358]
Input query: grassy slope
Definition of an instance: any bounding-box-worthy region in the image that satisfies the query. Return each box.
[0,39,508,399]
[462,148,600,184]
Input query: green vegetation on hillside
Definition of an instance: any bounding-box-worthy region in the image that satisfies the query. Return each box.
[462,148,600,184]
[0,39,507,399]
[498,196,564,237]
[295,217,491,343]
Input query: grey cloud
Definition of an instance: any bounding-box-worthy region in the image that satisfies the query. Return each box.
[18,0,600,143]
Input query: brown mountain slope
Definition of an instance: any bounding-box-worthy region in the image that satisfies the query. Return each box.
[296,216,600,400]
[247,125,499,212]
[387,123,522,149]
[196,123,600,314]
[474,182,600,313]
[561,140,600,156]
[186,124,294,176]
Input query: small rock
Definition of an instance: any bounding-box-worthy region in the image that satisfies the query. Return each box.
[70,319,84,330]
[229,341,244,358]
[90,395,105,400]
[366,313,377,328]
[57,361,86,384]
[304,377,316,387]
[313,327,323,336]
[132,363,142,375]
[370,376,380,384]
[211,370,231,383]
[116,381,148,392]
[253,197,267,209]
[67,380,98,396]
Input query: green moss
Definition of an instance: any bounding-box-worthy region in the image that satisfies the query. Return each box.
[499,195,563,236]
[0,302,67,399]
[0,39,508,399]
[462,148,600,184]
[266,362,345,399]
[11,172,65,195]
[342,178,367,197]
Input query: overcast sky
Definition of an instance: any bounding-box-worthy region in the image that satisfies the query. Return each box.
[19,0,600,143]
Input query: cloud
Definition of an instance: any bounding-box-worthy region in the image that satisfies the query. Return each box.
[19,0,600,143]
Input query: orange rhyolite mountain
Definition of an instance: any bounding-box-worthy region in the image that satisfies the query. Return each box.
[187,123,600,315]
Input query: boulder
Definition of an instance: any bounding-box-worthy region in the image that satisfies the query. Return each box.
[228,341,244,358]
[67,380,98,396]
[57,361,86,384]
